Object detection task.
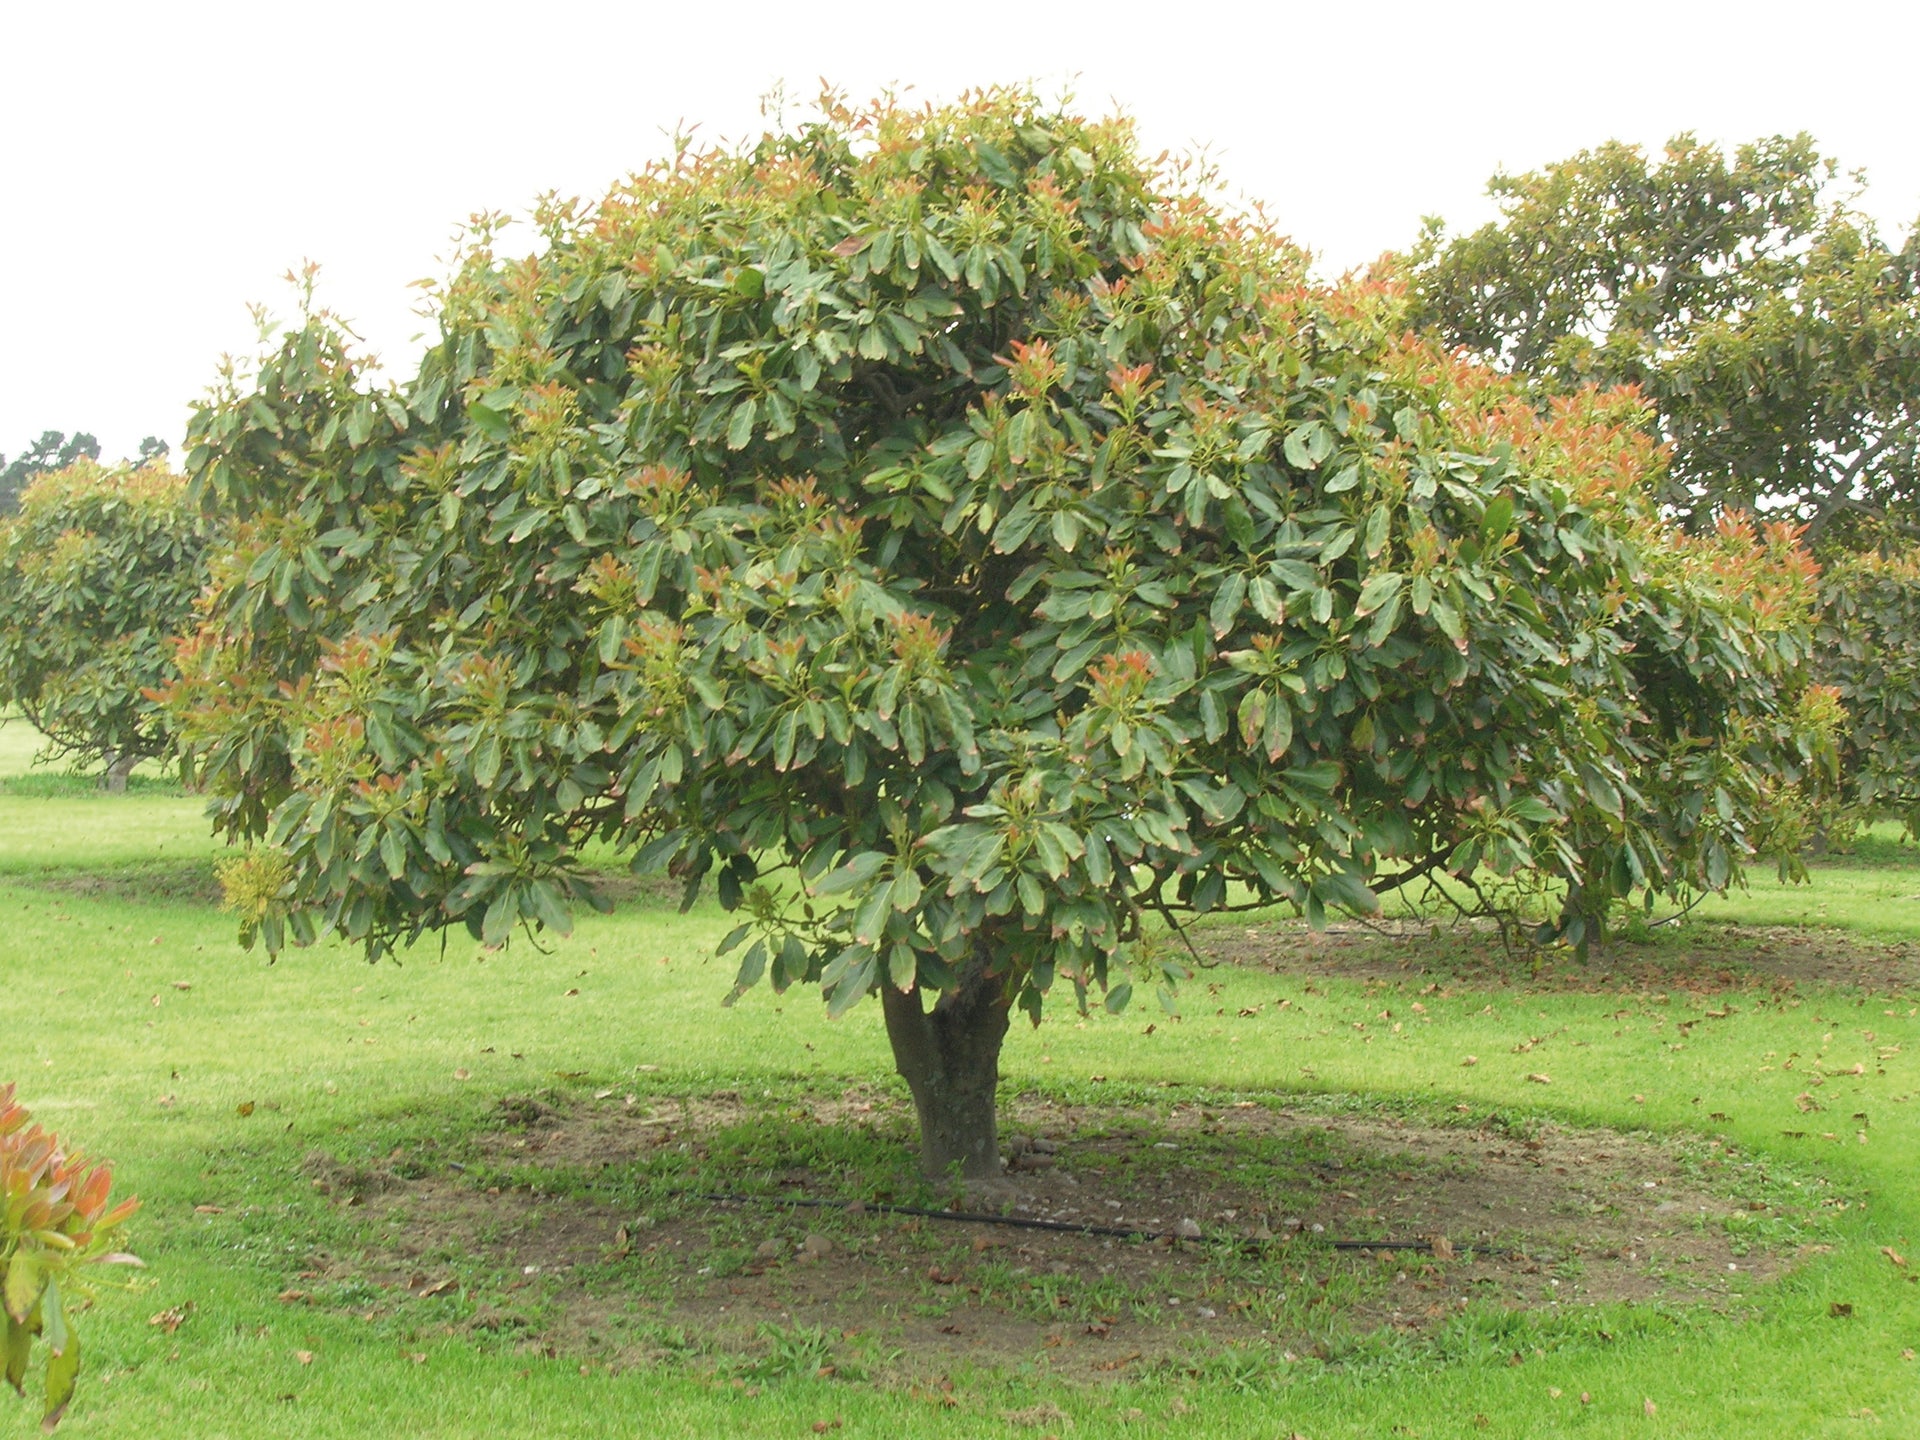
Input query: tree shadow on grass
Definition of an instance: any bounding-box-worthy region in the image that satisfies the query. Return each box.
[1201,920,1920,998]
[21,858,221,906]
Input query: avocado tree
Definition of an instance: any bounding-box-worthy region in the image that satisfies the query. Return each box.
[0,459,205,787]
[164,92,1828,1177]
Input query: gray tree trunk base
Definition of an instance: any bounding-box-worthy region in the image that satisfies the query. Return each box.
[881,954,1011,1181]
[102,752,136,793]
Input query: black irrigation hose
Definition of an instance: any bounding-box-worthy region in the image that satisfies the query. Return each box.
[690,1189,1515,1258]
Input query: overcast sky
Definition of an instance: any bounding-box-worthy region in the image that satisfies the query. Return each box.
[4,0,1915,461]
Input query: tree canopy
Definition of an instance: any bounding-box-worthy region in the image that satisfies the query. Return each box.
[1403,135,1920,550]
[0,458,204,784]
[163,91,1830,1175]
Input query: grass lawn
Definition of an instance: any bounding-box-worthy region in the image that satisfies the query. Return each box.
[4,714,1920,1437]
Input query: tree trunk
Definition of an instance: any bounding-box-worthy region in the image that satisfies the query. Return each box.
[880,947,1011,1180]
[102,752,136,793]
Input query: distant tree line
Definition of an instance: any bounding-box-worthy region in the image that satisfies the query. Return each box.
[1,430,170,515]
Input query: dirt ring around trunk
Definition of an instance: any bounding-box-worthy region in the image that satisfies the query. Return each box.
[298,1086,1840,1384]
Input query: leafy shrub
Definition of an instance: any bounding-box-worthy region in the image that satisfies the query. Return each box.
[1,1082,141,1430]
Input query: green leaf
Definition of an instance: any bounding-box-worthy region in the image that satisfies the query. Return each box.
[1482,494,1514,542]
[1249,574,1283,622]
[890,869,923,912]
[1364,504,1391,558]
[36,1282,65,1363]
[4,1309,31,1397]
[469,402,510,442]
[853,887,892,946]
[812,851,887,896]
[471,735,502,789]
[480,889,519,947]
[1103,981,1133,1014]
[726,398,758,450]
[525,881,573,935]
[3,1253,42,1326]
[826,953,875,1017]
[41,1320,77,1431]
[1283,422,1325,470]
[723,939,767,1004]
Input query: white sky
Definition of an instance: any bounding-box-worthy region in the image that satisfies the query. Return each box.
[4,0,1915,461]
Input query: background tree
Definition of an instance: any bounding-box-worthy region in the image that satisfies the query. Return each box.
[1402,136,1920,550]
[1815,551,1920,835]
[1,432,171,515]
[2,432,99,516]
[0,458,206,787]
[164,91,1828,1178]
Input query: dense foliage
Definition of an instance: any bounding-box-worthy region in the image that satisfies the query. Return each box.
[1,1083,141,1431]
[0,459,206,783]
[1816,549,1920,834]
[164,92,1829,1173]
[1404,135,1920,550]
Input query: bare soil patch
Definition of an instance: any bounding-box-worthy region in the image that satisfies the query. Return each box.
[1199,919,1920,997]
[295,1087,1829,1383]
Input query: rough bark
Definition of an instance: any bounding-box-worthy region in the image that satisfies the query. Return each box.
[880,948,1011,1180]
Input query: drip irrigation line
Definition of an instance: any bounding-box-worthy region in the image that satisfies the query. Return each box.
[687,1189,1513,1258]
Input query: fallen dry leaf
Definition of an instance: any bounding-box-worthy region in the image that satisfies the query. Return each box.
[1884,1247,1908,1269]
[236,1101,255,1117]
[1429,1235,1456,1261]
[148,1304,192,1334]
[1526,1073,1552,1085]
[193,1204,224,1215]
[1460,1055,1479,1067]
[295,1350,314,1366]
[453,1068,471,1081]
[1644,1398,1657,1417]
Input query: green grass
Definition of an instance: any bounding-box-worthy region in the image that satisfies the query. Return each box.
[1693,830,1920,942]
[6,725,1920,1436]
